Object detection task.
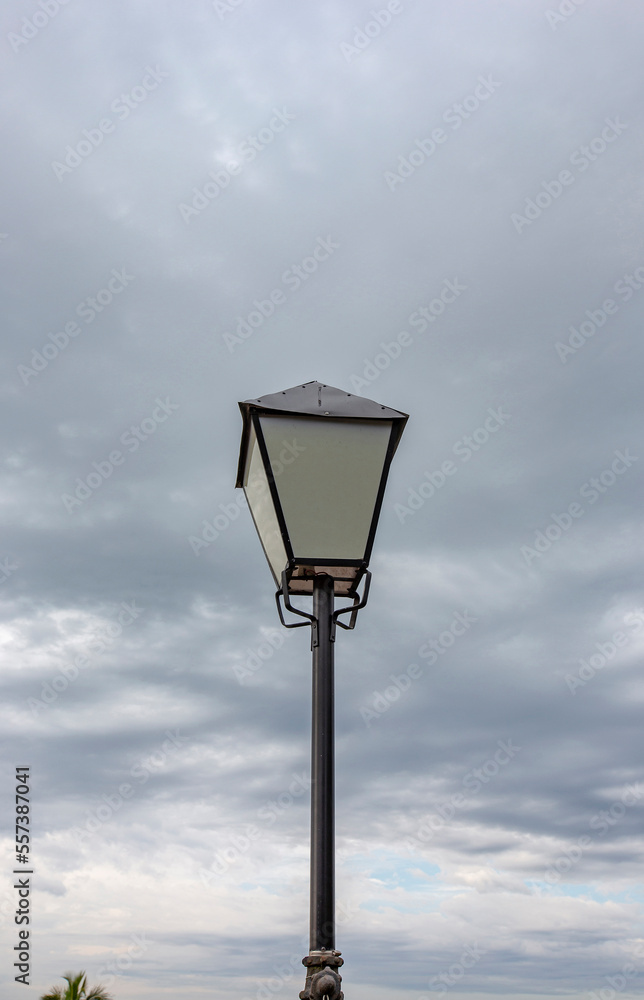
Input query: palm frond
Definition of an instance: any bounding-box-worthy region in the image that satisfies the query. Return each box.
[40,970,112,1000]
[63,970,86,999]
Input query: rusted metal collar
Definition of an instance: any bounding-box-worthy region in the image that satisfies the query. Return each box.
[299,950,344,999]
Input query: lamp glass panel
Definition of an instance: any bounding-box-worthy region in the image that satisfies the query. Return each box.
[259,414,392,560]
[242,423,288,582]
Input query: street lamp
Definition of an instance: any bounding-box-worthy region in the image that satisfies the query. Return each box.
[236,381,408,999]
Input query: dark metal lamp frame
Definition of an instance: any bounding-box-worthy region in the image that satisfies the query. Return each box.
[236,381,408,598]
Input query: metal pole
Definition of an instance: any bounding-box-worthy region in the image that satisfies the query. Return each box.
[299,575,344,1000]
[310,573,335,952]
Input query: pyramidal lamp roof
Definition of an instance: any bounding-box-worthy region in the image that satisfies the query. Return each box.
[235,380,408,487]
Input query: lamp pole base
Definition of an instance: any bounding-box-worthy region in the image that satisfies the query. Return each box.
[299,949,344,999]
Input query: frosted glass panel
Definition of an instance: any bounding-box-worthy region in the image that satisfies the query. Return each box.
[242,424,288,583]
[259,415,391,560]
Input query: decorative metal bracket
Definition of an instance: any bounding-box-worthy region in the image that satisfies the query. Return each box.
[275,571,316,630]
[299,950,344,1000]
[275,570,372,648]
[332,570,371,632]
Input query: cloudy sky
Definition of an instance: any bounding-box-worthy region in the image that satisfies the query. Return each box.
[2,0,644,998]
